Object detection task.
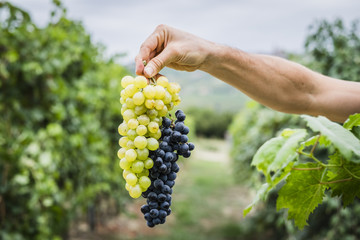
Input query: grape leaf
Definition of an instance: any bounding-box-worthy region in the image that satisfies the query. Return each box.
[269,129,307,172]
[327,152,360,207]
[302,115,360,161]
[243,183,269,217]
[252,136,284,175]
[277,163,328,229]
[343,113,360,130]
[302,134,331,147]
[252,129,306,175]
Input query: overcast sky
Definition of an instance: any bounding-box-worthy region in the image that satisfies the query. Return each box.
[11,0,360,65]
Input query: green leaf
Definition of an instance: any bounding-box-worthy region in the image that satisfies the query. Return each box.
[243,183,269,217]
[269,129,307,172]
[252,136,284,174]
[252,129,307,176]
[302,115,360,161]
[327,152,360,207]
[304,135,331,147]
[277,163,327,229]
[343,113,360,130]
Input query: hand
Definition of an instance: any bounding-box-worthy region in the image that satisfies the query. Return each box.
[135,24,213,77]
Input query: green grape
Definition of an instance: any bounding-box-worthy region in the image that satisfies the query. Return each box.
[158,105,168,117]
[133,92,145,105]
[126,140,135,149]
[136,125,147,136]
[122,169,131,179]
[139,176,151,189]
[137,115,150,125]
[117,148,126,159]
[138,169,149,177]
[147,137,159,151]
[118,122,129,136]
[119,158,131,170]
[144,158,154,169]
[121,75,135,88]
[147,109,158,119]
[166,102,174,111]
[163,91,172,104]
[120,97,125,104]
[123,109,136,122]
[152,117,162,125]
[145,99,155,109]
[149,129,161,140]
[134,75,148,88]
[121,105,128,115]
[168,82,180,94]
[127,129,137,141]
[155,99,165,110]
[129,184,142,198]
[134,136,147,149]
[125,98,136,109]
[156,76,169,88]
[148,121,159,133]
[134,105,147,115]
[125,173,138,186]
[154,85,166,99]
[136,148,149,160]
[124,84,138,97]
[120,89,128,99]
[172,93,181,106]
[119,137,129,148]
[131,160,144,173]
[125,183,131,191]
[125,149,137,162]
[143,85,155,99]
[128,118,139,129]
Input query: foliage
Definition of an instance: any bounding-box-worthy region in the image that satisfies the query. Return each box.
[229,101,304,184]
[186,107,234,138]
[305,18,360,82]
[231,18,360,239]
[245,114,360,229]
[0,2,128,239]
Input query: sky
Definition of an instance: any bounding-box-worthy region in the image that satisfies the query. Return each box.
[10,0,360,65]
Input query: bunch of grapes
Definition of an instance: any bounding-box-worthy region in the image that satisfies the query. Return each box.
[117,75,181,198]
[118,74,195,227]
[140,110,195,227]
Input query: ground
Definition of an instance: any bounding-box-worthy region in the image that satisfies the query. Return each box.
[70,138,254,240]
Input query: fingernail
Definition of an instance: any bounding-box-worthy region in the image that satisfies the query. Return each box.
[144,66,154,77]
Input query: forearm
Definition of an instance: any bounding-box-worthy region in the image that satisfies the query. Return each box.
[200,43,360,122]
[137,25,360,122]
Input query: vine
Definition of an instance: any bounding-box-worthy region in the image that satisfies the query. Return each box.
[244,113,360,229]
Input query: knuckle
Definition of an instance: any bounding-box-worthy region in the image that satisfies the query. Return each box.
[156,24,166,31]
[151,57,164,69]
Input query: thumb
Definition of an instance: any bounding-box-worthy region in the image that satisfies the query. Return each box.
[144,49,173,78]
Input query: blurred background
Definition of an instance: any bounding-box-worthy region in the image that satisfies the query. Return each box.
[1,0,359,239]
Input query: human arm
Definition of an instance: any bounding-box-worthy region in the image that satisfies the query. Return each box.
[135,25,360,122]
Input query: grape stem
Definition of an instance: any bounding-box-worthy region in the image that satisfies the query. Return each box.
[310,134,321,155]
[296,145,360,180]
[142,60,157,85]
[319,178,353,185]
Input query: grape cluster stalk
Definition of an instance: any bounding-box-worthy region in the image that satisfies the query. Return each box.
[117,75,194,227]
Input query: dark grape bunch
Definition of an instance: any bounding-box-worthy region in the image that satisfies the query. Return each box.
[140,110,195,227]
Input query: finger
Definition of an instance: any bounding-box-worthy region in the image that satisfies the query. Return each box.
[144,49,175,78]
[135,55,145,75]
[135,28,166,75]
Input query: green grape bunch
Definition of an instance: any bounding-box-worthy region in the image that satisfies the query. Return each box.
[117,75,181,198]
